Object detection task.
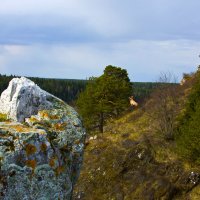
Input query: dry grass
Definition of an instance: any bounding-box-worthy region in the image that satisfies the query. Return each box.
[74,96,200,199]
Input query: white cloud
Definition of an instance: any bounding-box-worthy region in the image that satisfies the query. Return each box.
[1,0,199,40]
[0,40,198,81]
[0,0,200,81]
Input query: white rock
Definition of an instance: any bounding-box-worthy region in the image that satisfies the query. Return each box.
[89,136,94,141]
[89,135,97,141]
[93,135,97,140]
[0,77,53,122]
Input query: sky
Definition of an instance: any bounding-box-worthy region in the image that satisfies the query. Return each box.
[0,0,200,82]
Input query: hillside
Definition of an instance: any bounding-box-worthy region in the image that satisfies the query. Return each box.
[73,75,200,200]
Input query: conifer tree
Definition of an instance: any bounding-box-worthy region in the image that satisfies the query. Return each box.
[76,65,132,133]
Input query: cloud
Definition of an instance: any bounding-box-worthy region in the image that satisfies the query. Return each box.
[0,0,199,81]
[0,0,200,45]
[0,40,198,81]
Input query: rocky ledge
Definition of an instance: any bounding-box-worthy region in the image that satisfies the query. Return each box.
[0,77,86,200]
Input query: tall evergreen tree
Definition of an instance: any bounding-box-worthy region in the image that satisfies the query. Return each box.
[76,65,132,133]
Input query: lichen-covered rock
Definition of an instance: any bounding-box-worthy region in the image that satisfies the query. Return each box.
[0,77,53,122]
[0,78,86,200]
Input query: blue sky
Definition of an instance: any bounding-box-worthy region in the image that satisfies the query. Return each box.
[0,0,200,81]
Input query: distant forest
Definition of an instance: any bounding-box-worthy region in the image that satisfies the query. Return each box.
[0,74,159,104]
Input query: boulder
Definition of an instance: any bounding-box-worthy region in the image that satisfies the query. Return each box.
[0,77,53,122]
[0,77,86,199]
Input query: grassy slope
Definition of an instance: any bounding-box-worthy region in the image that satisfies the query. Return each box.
[74,88,200,199]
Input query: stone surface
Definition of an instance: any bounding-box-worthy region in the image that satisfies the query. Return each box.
[0,77,53,122]
[0,78,86,200]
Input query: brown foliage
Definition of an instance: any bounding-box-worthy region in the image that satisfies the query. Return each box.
[146,72,182,140]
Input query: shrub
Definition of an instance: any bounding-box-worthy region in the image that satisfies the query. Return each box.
[176,71,200,163]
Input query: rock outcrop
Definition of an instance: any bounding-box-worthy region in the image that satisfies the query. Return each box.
[0,77,86,199]
[0,77,53,122]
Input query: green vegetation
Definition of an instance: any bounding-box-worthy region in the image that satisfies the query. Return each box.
[1,68,200,199]
[132,82,160,102]
[73,68,200,199]
[176,71,200,163]
[74,101,200,200]
[0,113,8,122]
[76,65,132,132]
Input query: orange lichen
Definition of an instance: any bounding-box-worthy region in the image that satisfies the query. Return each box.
[26,159,37,169]
[29,116,38,123]
[38,110,50,119]
[53,122,67,131]
[11,125,34,133]
[13,125,25,132]
[49,158,55,167]
[55,166,64,176]
[49,114,59,120]
[25,144,37,156]
[43,113,49,118]
[40,143,47,152]
[40,111,49,119]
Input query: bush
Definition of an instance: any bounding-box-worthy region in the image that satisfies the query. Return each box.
[176,71,200,163]
[146,72,180,140]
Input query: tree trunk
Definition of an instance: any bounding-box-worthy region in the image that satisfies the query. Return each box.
[99,112,104,133]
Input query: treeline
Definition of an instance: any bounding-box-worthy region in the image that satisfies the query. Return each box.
[31,77,86,104]
[0,74,86,104]
[132,82,160,102]
[0,74,159,104]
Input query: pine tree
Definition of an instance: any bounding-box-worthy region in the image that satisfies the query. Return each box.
[76,65,132,133]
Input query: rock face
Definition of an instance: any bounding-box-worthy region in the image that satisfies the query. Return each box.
[0,78,86,199]
[0,77,53,122]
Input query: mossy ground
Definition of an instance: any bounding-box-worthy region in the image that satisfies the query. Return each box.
[74,106,200,200]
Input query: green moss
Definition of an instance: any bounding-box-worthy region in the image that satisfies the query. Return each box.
[0,113,8,122]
